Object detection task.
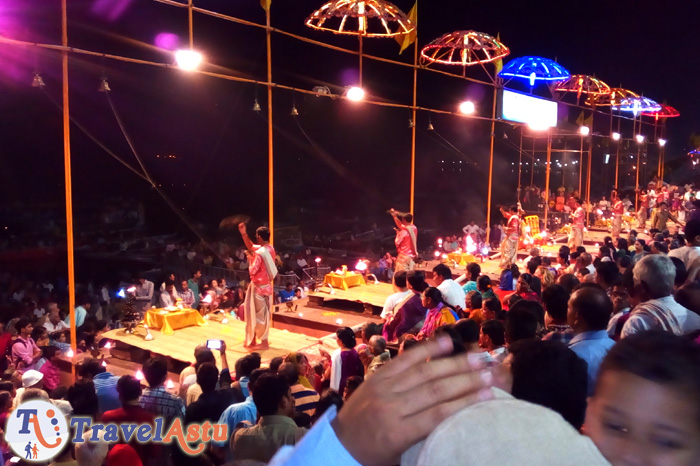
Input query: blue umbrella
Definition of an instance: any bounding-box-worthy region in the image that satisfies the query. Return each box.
[499,56,570,86]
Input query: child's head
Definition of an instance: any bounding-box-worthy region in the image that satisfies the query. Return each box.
[587,332,700,465]
[43,346,59,363]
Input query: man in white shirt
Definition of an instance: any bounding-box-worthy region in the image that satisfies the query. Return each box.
[134,276,155,313]
[462,222,479,238]
[669,219,700,283]
[581,253,596,275]
[43,303,69,333]
[432,264,466,311]
[380,271,412,320]
[622,254,700,338]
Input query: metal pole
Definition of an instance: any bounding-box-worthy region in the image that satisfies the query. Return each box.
[266,4,274,243]
[530,137,535,186]
[635,144,641,211]
[61,0,77,373]
[579,135,583,194]
[485,86,498,245]
[544,131,552,231]
[188,0,194,48]
[409,4,418,215]
[358,34,363,87]
[587,134,592,205]
[518,127,523,193]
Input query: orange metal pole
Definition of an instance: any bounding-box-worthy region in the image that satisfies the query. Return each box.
[409,7,418,215]
[543,132,552,230]
[266,5,274,244]
[61,0,76,374]
[485,86,498,244]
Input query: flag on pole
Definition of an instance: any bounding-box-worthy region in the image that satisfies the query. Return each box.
[261,0,271,11]
[395,1,417,54]
[493,33,504,75]
[584,114,594,128]
[576,111,585,126]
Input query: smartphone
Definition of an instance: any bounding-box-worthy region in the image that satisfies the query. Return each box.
[206,339,222,350]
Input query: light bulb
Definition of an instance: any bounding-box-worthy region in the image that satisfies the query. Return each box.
[175,49,203,71]
[346,86,365,102]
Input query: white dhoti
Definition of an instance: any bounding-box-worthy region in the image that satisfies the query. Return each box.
[244,283,272,346]
[395,253,415,272]
[568,227,583,249]
[499,237,518,269]
[637,208,647,227]
[612,216,622,238]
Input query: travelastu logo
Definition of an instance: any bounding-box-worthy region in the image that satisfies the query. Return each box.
[6,401,229,462]
[6,400,70,462]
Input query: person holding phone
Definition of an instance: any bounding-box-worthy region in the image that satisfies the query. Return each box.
[239,223,277,350]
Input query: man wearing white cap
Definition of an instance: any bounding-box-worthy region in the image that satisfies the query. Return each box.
[13,370,44,409]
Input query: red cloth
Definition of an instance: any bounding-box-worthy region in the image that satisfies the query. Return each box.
[101,406,157,464]
[107,444,143,466]
[0,333,11,358]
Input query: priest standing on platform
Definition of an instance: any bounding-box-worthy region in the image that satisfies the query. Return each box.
[568,198,585,249]
[499,205,521,269]
[239,223,278,350]
[389,209,418,272]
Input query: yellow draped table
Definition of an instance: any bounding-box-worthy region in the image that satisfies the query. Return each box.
[447,252,476,266]
[145,308,206,335]
[323,272,366,290]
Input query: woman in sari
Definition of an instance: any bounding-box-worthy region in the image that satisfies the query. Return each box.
[285,351,314,389]
[417,287,458,340]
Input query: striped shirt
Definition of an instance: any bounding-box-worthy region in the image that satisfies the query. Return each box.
[290,384,320,417]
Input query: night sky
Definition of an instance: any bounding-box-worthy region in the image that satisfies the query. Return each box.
[1,0,699,236]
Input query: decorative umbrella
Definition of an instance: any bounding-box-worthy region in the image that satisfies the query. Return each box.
[305,0,415,37]
[498,56,570,86]
[586,88,639,107]
[420,31,509,67]
[613,96,661,115]
[643,104,679,119]
[554,74,611,99]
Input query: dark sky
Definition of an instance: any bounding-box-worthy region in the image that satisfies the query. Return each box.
[1,0,698,235]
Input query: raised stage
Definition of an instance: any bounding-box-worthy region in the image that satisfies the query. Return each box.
[103,317,320,367]
[308,282,395,309]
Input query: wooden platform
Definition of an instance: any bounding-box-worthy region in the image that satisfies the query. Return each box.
[273,304,383,338]
[102,317,319,367]
[308,282,395,309]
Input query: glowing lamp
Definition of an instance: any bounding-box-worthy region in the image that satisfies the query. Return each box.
[434,251,441,258]
[659,138,667,147]
[202,294,213,304]
[524,225,531,233]
[355,261,368,272]
[441,254,448,259]
[175,49,203,71]
[117,289,126,298]
[437,238,443,245]
[481,247,489,255]
[597,209,604,215]
[336,318,343,325]
[298,313,304,318]
[579,126,590,136]
[104,342,111,349]
[315,257,322,264]
[636,134,645,144]
[346,86,365,102]
[166,380,175,389]
[541,231,548,238]
[102,361,107,367]
[458,101,475,115]
[547,252,552,257]
[595,243,600,248]
[135,370,144,381]
[127,286,136,293]
[66,349,74,358]
[612,132,621,141]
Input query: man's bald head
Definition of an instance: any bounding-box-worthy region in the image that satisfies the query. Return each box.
[568,285,612,332]
[580,253,592,266]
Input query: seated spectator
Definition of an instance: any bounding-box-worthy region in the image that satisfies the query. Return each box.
[14,370,45,409]
[453,319,492,360]
[556,273,580,295]
[278,362,319,417]
[418,288,458,339]
[380,271,411,321]
[622,254,700,337]
[596,261,621,294]
[12,318,42,371]
[215,368,267,454]
[383,271,428,343]
[526,260,543,296]
[310,389,343,425]
[608,283,631,341]
[101,375,156,466]
[78,358,121,416]
[278,282,295,304]
[498,264,519,291]
[456,263,481,293]
[432,264,466,311]
[326,328,364,393]
[232,373,307,462]
[567,286,615,396]
[38,346,61,392]
[364,336,390,377]
[186,362,244,425]
[586,332,700,465]
[503,339,588,430]
[482,298,503,322]
[231,352,262,398]
[284,352,315,390]
[676,282,700,317]
[68,380,109,466]
[541,284,574,344]
[139,358,185,423]
[504,274,541,308]
[464,291,484,325]
[505,304,540,345]
[343,376,363,400]
[31,326,49,348]
[479,320,507,363]
[185,342,231,406]
[476,275,497,301]
[159,281,178,307]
